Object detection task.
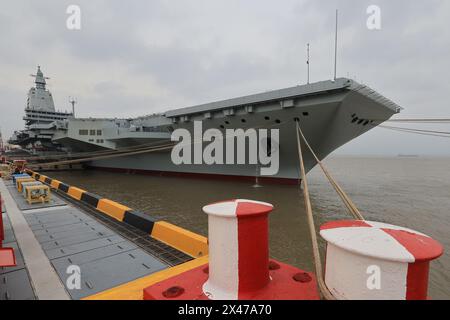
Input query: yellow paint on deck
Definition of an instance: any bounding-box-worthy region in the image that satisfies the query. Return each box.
[151,221,208,258]
[83,256,208,300]
[96,199,131,221]
[67,186,86,200]
[38,175,47,183]
[50,179,61,189]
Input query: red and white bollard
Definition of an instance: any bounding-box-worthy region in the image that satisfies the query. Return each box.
[143,199,319,300]
[320,220,443,300]
[202,199,273,299]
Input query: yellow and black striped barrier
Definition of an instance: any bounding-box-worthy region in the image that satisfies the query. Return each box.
[24,169,208,258]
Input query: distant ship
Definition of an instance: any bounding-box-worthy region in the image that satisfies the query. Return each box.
[398,154,419,158]
[10,67,402,183]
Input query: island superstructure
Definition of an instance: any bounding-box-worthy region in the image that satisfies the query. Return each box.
[8,66,72,154]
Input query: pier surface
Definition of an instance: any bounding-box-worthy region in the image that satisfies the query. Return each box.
[0,178,189,300]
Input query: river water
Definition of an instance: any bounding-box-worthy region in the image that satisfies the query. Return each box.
[45,156,450,299]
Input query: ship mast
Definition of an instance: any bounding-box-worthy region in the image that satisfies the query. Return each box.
[333,9,338,80]
[30,66,50,90]
[307,43,310,84]
[69,97,77,118]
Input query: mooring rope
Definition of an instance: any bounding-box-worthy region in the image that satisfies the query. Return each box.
[295,121,335,300]
[296,124,364,220]
[366,116,450,138]
[28,142,177,168]
[23,137,182,163]
[382,118,450,123]
[378,124,450,138]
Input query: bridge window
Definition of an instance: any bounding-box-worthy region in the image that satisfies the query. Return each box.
[97,130,102,135]
[90,129,96,135]
[79,129,88,135]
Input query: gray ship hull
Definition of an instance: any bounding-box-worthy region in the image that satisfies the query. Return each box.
[79,79,399,183]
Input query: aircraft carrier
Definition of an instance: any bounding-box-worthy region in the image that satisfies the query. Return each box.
[10,67,402,183]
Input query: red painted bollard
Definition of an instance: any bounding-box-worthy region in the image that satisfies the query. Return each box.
[320,220,443,300]
[143,199,319,300]
[202,199,273,299]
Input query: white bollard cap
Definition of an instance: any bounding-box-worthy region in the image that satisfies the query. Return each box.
[320,220,443,300]
[202,199,273,218]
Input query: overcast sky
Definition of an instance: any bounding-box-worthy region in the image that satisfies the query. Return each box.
[1,0,449,155]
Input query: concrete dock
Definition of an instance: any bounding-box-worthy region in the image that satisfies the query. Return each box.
[0,177,192,300]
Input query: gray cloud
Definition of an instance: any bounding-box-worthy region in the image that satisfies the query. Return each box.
[1,0,449,155]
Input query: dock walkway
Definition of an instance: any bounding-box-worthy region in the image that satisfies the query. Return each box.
[0,178,186,300]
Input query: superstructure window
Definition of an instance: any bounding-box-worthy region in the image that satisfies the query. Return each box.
[90,129,96,135]
[97,130,102,135]
[79,129,88,135]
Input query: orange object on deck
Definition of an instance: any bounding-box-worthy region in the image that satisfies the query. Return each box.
[0,248,16,267]
[0,194,16,267]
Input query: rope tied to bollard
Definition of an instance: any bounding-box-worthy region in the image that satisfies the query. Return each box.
[295,121,335,300]
[295,120,367,300]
